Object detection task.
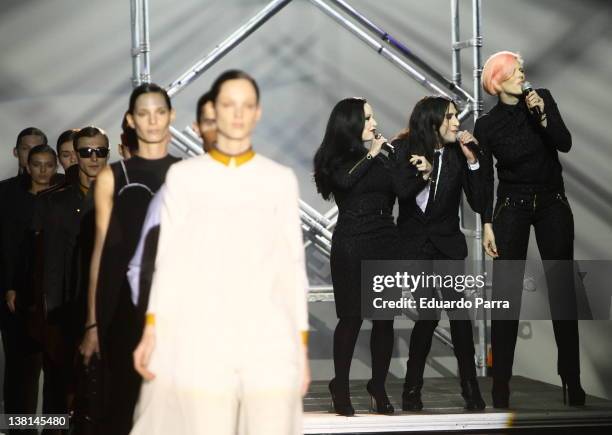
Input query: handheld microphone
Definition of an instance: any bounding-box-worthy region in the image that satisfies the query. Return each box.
[374,130,395,154]
[521,81,542,118]
[456,131,482,156]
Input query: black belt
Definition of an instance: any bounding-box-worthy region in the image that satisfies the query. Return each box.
[496,190,566,212]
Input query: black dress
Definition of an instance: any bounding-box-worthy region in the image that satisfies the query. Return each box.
[330,153,399,318]
[95,154,179,435]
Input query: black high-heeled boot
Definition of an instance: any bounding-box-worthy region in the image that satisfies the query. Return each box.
[491,380,510,409]
[401,383,423,411]
[366,380,394,415]
[561,376,586,406]
[328,379,355,416]
[460,378,486,410]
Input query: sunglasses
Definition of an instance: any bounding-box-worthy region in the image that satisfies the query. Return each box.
[77,147,109,158]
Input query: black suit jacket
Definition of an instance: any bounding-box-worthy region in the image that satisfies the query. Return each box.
[392,139,484,260]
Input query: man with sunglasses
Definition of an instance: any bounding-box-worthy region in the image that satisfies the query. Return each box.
[30,126,110,417]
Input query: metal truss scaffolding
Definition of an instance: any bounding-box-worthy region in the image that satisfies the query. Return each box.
[130,0,487,376]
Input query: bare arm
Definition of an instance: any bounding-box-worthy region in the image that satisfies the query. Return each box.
[79,166,114,364]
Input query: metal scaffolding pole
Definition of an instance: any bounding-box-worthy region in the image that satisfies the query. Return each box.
[472,0,483,121]
[472,0,487,377]
[309,0,455,101]
[166,0,293,98]
[328,0,475,104]
[169,126,202,157]
[451,0,487,376]
[130,0,142,87]
[141,0,151,84]
[451,0,461,87]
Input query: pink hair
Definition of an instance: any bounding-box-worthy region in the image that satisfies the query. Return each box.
[481,51,523,96]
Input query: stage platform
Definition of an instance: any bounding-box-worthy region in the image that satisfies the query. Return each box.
[303,376,612,434]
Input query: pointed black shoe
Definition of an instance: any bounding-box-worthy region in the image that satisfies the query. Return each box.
[492,380,510,409]
[561,376,586,407]
[401,383,423,411]
[328,379,355,416]
[366,380,394,415]
[460,378,486,410]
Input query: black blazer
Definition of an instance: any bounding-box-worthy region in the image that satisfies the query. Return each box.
[392,138,484,260]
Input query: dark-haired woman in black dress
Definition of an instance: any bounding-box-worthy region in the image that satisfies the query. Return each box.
[79,83,179,434]
[314,97,424,416]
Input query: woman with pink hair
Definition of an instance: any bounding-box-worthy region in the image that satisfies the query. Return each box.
[474,51,584,408]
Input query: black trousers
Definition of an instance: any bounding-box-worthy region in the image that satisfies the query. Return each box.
[98,284,143,435]
[1,308,42,435]
[404,240,477,386]
[491,190,580,383]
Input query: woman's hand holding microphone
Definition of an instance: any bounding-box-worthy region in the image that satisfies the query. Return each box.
[456,130,479,164]
[369,131,387,157]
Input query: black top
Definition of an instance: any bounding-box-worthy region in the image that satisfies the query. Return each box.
[328,151,425,317]
[0,175,26,307]
[474,88,572,223]
[0,180,37,305]
[35,183,94,319]
[332,154,395,232]
[393,139,484,259]
[96,154,179,334]
[332,152,426,232]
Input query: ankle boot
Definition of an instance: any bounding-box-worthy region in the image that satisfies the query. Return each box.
[366,380,394,415]
[328,378,355,416]
[460,378,486,410]
[402,383,423,411]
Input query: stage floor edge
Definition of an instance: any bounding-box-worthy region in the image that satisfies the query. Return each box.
[303,376,612,433]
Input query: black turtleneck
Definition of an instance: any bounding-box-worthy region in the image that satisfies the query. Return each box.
[474,88,572,223]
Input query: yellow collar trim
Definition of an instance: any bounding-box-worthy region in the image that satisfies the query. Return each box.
[209,148,255,167]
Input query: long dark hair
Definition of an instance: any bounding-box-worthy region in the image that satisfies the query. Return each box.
[313,97,368,200]
[396,96,456,162]
[121,112,139,153]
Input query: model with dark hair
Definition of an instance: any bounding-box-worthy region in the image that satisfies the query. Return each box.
[1,143,56,420]
[393,96,486,411]
[127,87,218,311]
[0,127,47,191]
[56,129,79,171]
[314,97,424,416]
[193,90,217,152]
[119,113,139,160]
[78,83,179,434]
[476,51,583,408]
